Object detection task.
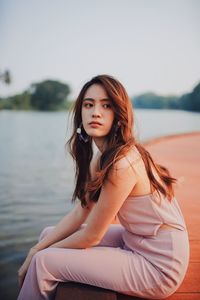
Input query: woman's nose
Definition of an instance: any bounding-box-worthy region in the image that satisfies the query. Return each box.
[92,105,101,117]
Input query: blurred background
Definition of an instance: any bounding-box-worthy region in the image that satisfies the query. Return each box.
[0,0,200,299]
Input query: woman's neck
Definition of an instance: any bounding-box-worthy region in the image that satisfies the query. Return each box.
[93,137,107,153]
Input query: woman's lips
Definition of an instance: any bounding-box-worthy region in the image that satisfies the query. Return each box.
[89,122,102,128]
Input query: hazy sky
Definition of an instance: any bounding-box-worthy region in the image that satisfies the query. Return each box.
[1,0,200,99]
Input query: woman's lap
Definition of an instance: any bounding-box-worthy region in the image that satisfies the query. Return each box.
[35,224,164,297]
[39,223,126,248]
[34,245,136,294]
[18,224,168,300]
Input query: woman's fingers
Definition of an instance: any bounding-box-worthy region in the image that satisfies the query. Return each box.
[18,259,30,287]
[18,267,26,288]
[17,248,38,288]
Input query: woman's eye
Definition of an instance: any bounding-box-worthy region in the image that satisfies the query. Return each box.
[83,103,93,108]
[103,104,111,109]
[83,102,111,109]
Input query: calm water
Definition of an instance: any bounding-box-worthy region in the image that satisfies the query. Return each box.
[0,109,200,299]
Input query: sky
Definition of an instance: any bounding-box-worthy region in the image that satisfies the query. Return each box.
[0,0,200,99]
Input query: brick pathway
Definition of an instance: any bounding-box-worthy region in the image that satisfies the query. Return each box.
[144,132,200,299]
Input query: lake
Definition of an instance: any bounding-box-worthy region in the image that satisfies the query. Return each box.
[0,109,200,299]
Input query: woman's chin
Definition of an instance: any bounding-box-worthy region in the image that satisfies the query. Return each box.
[90,134,106,139]
[86,130,106,138]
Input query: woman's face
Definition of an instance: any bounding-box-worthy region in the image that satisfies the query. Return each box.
[81,84,115,146]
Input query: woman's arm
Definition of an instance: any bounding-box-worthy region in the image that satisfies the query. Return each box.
[32,200,94,251]
[18,193,95,287]
[18,153,136,288]
[49,155,137,249]
[18,153,98,286]
[32,150,100,251]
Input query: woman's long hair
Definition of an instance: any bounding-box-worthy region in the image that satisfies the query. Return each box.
[67,75,176,207]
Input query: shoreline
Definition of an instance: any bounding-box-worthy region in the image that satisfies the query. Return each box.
[143,130,200,146]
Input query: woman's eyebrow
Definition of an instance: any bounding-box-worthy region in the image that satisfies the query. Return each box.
[83,98,111,102]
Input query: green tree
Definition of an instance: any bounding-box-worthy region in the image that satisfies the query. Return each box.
[0,69,11,84]
[189,83,200,112]
[9,92,31,110]
[132,93,168,109]
[179,82,200,112]
[132,92,186,110]
[179,93,191,110]
[30,80,71,111]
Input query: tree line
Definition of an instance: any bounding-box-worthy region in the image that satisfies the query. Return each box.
[132,82,200,112]
[0,79,72,111]
[0,77,199,112]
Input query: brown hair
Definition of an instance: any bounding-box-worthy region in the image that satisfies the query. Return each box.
[67,74,176,207]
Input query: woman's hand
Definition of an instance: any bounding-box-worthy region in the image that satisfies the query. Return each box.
[18,247,38,289]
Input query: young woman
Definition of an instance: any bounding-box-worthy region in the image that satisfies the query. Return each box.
[17,75,189,299]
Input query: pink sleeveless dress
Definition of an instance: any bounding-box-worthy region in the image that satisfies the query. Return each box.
[117,191,190,298]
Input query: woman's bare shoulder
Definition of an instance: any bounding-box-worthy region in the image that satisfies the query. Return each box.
[113,146,141,171]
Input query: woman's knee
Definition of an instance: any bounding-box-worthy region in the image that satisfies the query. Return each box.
[97,224,125,247]
[28,250,54,294]
[32,249,51,274]
[32,248,66,282]
[38,226,55,241]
